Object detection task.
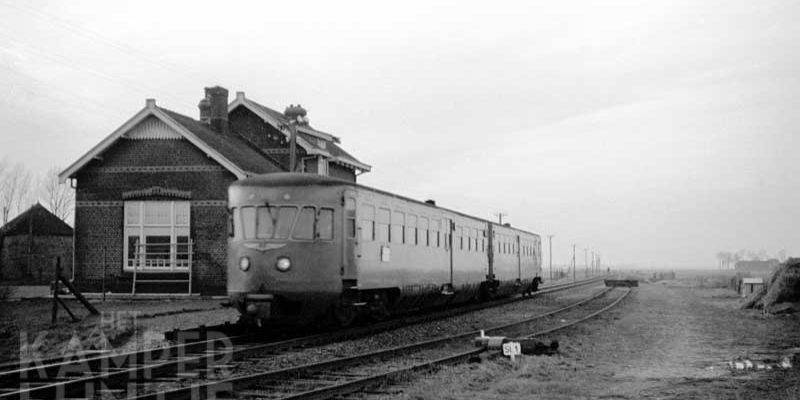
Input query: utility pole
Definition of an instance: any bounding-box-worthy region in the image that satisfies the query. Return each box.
[548,234,554,281]
[572,244,576,281]
[584,248,588,276]
[591,251,595,274]
[494,212,507,225]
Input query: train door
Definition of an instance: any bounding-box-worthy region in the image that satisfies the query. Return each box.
[486,223,495,280]
[516,235,522,282]
[342,190,358,284]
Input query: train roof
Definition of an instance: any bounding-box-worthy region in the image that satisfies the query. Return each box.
[232,173,541,238]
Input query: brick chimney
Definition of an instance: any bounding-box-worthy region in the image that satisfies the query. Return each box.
[203,86,229,134]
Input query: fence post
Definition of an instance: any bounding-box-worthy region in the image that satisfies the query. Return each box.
[132,244,138,295]
[51,258,59,324]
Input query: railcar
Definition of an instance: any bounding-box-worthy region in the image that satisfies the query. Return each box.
[227,173,542,326]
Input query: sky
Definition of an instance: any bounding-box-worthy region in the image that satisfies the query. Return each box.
[0,0,797,269]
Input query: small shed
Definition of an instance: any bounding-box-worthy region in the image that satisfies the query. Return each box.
[740,277,764,297]
[0,203,73,285]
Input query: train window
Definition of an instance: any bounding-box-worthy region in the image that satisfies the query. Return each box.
[318,208,334,240]
[391,211,404,244]
[274,207,298,239]
[361,205,375,241]
[377,208,390,242]
[406,214,417,245]
[419,217,429,246]
[293,206,315,240]
[256,207,275,239]
[242,206,256,239]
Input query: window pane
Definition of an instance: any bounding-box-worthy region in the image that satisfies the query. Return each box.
[377,208,390,224]
[378,223,389,242]
[275,207,297,239]
[125,202,140,225]
[127,236,141,265]
[347,218,356,238]
[256,207,275,239]
[232,208,241,238]
[293,207,315,239]
[419,218,429,246]
[175,202,190,226]
[145,235,171,268]
[176,236,190,267]
[318,208,334,240]
[361,220,374,241]
[242,207,256,239]
[144,202,171,225]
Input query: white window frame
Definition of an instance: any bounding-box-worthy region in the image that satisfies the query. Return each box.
[124,201,190,271]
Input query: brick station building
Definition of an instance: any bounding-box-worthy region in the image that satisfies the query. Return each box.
[59,86,370,295]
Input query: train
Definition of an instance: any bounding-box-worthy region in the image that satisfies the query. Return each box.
[227,173,543,327]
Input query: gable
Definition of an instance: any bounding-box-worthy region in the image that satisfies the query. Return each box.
[124,116,182,139]
[60,101,251,182]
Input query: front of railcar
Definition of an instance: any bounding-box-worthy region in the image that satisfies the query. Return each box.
[227,173,346,326]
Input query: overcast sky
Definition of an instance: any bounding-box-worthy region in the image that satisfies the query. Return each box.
[1,0,797,269]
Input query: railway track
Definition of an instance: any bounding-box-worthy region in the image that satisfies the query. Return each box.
[136,286,632,400]
[0,277,606,400]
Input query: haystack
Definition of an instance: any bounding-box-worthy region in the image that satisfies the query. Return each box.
[742,258,800,312]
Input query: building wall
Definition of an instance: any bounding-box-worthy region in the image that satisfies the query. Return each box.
[228,107,305,171]
[0,235,72,285]
[74,137,236,294]
[228,107,357,181]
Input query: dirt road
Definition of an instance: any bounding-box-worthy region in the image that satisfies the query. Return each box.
[392,283,800,399]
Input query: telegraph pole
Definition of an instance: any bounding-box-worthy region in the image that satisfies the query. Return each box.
[584,248,588,276]
[548,234,554,281]
[572,244,576,281]
[494,212,507,225]
[591,251,595,274]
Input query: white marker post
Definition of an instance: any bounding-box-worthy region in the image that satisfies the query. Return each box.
[502,341,521,361]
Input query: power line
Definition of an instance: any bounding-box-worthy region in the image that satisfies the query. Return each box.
[0,1,208,86]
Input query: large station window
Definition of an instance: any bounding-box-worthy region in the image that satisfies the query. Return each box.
[124,201,190,271]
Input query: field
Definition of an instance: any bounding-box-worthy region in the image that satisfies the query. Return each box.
[384,272,800,399]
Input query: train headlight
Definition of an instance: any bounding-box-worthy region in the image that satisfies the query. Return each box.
[276,257,291,272]
[238,256,251,272]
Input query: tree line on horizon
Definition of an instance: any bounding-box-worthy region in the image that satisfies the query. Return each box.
[0,159,73,227]
[716,249,788,269]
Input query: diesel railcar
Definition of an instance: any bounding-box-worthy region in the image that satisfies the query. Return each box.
[227,173,542,326]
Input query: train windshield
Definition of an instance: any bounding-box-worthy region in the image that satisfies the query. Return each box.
[236,205,334,241]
